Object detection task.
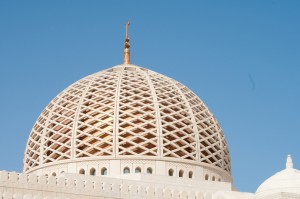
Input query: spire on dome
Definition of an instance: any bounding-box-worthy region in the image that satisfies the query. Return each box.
[286,154,294,169]
[124,20,131,64]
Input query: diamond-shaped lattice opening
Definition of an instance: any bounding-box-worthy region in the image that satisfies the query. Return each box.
[143,142,156,149]
[144,133,156,139]
[132,147,145,153]
[131,137,146,144]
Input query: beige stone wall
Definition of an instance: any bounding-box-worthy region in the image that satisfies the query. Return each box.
[0,170,239,199]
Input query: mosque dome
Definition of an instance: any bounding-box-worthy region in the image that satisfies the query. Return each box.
[23,64,231,180]
[255,155,300,198]
[23,22,231,182]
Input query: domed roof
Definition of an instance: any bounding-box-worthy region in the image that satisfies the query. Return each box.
[255,155,300,198]
[23,64,231,175]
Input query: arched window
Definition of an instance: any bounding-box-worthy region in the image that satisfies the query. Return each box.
[179,170,184,177]
[90,168,96,176]
[135,167,141,173]
[146,167,153,174]
[188,171,193,179]
[168,169,174,176]
[101,167,108,175]
[218,178,221,182]
[79,169,85,175]
[52,172,56,176]
[212,176,216,181]
[205,174,209,180]
[123,167,130,174]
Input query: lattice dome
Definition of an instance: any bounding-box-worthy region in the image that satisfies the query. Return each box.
[24,64,231,175]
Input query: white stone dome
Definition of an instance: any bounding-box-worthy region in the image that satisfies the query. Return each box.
[23,64,231,180]
[255,155,300,198]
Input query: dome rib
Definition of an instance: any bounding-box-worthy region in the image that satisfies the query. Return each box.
[146,70,197,161]
[113,67,125,157]
[38,98,54,165]
[71,75,96,160]
[38,96,56,166]
[218,120,226,170]
[139,67,164,157]
[170,80,200,161]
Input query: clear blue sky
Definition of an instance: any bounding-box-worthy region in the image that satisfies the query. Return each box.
[0,0,299,193]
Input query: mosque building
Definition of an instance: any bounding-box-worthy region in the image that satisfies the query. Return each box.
[0,22,299,199]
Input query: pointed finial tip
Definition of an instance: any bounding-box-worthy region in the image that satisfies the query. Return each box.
[125,20,130,39]
[286,154,294,169]
[124,20,131,64]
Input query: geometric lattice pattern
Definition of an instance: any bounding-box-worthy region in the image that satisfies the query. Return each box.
[24,65,231,173]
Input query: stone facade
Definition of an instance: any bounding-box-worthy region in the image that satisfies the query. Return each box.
[0,170,248,199]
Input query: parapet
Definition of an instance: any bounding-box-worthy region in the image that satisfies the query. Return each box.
[0,170,234,199]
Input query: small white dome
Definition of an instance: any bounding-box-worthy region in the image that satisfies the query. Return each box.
[255,155,300,198]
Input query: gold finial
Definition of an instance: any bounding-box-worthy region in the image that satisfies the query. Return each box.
[124,20,131,64]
